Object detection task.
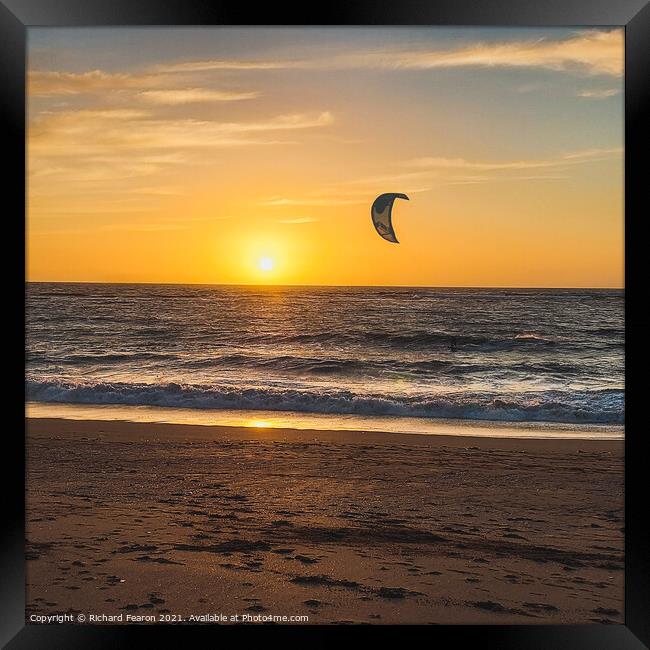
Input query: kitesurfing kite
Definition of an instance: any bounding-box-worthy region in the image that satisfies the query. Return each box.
[371,193,409,243]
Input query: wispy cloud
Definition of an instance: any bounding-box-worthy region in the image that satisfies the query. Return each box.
[156,59,306,73]
[153,29,622,78]
[30,109,334,158]
[405,147,623,172]
[253,148,621,208]
[259,196,366,207]
[28,70,165,96]
[442,174,569,185]
[102,214,234,230]
[346,171,434,187]
[32,29,620,101]
[342,148,621,191]
[575,88,621,99]
[27,29,622,227]
[28,107,335,209]
[137,88,261,104]
[259,185,432,209]
[375,29,622,77]
[277,217,320,224]
[561,147,622,160]
[28,69,261,104]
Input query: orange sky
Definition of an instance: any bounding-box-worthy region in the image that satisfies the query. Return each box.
[27,27,624,287]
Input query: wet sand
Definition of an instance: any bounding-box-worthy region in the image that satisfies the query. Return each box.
[26,417,624,625]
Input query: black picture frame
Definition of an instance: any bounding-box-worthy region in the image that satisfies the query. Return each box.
[3,1,648,647]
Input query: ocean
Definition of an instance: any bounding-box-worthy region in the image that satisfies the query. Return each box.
[26,283,624,437]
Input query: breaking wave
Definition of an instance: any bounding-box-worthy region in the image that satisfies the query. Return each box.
[26,379,624,425]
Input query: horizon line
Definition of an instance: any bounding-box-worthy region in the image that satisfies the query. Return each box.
[25,280,625,291]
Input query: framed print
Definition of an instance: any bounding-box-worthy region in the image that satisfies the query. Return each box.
[2,0,649,647]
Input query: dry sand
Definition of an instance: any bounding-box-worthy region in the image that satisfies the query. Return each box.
[26,417,624,625]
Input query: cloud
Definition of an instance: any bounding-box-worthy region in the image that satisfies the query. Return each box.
[215,111,333,134]
[254,148,621,209]
[575,88,621,98]
[277,217,320,224]
[137,88,261,104]
[30,109,334,158]
[560,147,622,160]
[102,214,234,230]
[342,148,621,191]
[347,171,434,187]
[405,147,623,172]
[259,196,365,207]
[442,174,568,185]
[259,185,433,208]
[29,70,261,104]
[377,29,623,77]
[28,107,335,210]
[28,30,622,117]
[27,29,621,222]
[156,59,306,73]
[153,29,622,78]
[28,70,165,96]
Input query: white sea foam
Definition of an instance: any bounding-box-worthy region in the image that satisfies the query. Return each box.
[26,378,624,424]
[26,283,625,426]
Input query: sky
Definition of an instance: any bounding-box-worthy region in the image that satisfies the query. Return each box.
[27,27,624,287]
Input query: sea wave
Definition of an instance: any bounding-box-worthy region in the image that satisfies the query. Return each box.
[26,379,624,424]
[25,349,593,379]
[240,329,561,350]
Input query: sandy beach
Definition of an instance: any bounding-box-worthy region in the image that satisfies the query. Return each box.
[26,417,624,625]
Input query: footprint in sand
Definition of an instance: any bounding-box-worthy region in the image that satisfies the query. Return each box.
[376,587,421,599]
[303,599,327,608]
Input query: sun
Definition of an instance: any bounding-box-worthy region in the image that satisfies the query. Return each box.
[258,256,274,272]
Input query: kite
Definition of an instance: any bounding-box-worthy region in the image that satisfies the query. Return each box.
[371,193,409,243]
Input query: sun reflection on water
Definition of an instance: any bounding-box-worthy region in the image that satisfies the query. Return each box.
[247,419,273,429]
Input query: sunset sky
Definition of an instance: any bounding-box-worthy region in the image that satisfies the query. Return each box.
[27,27,624,287]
